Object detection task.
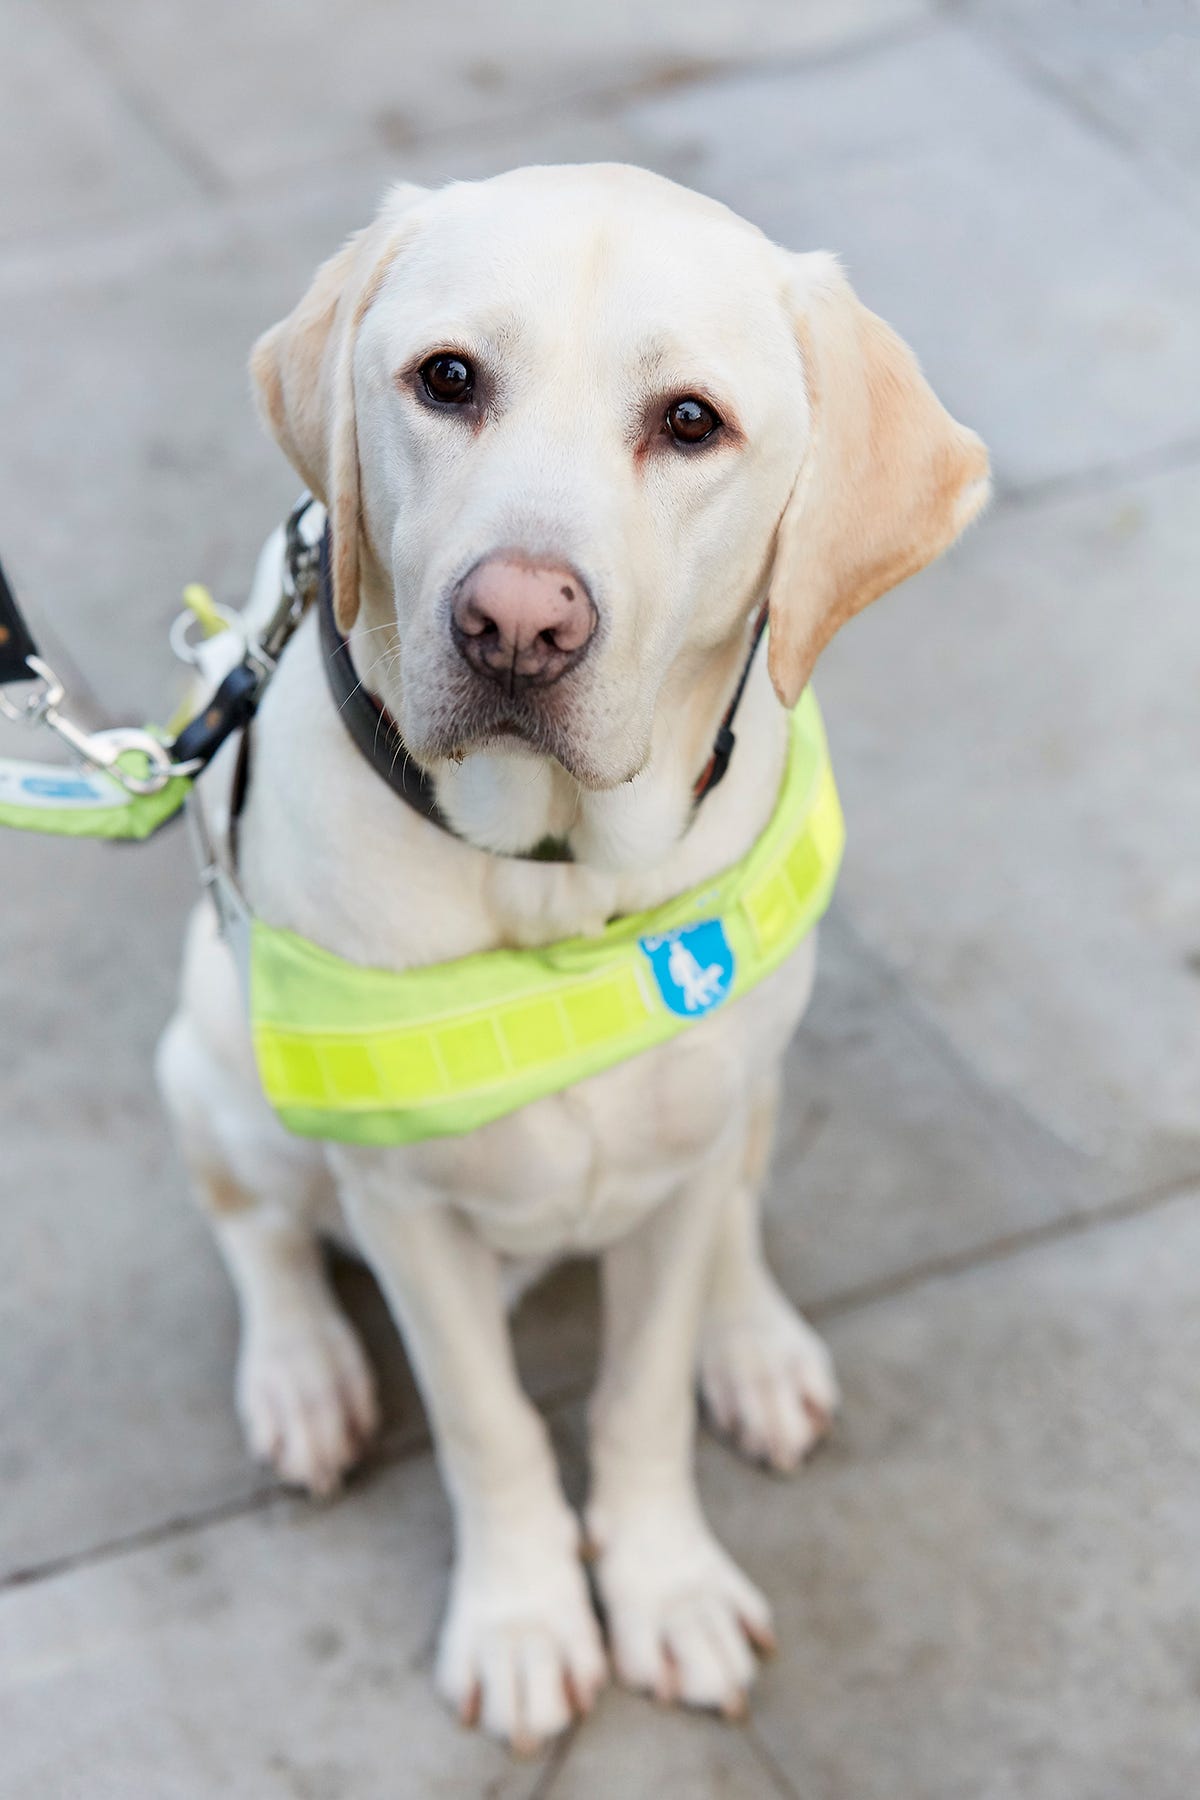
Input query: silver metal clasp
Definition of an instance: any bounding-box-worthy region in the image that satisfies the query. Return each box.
[254,491,322,672]
[0,654,62,727]
[0,653,177,795]
[284,492,322,609]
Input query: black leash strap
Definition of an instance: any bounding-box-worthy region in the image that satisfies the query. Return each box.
[0,556,41,686]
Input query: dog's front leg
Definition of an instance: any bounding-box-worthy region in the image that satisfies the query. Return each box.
[334,1156,607,1750]
[587,1137,776,1717]
[698,1081,840,1471]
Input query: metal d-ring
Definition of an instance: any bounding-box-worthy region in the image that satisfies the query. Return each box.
[169,601,242,668]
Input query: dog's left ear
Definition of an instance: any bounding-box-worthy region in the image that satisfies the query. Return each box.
[767,255,991,707]
[249,182,429,632]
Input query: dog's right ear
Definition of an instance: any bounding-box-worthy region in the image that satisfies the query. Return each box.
[249,183,429,631]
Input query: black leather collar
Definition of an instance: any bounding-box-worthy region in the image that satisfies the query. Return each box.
[317,528,452,835]
[316,525,766,857]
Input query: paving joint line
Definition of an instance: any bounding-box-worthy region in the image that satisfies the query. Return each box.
[0,1373,585,1598]
[830,906,1090,1180]
[744,1722,808,1800]
[960,11,1139,160]
[596,10,943,110]
[201,10,945,200]
[1,1479,286,1598]
[958,8,1200,246]
[0,9,940,280]
[994,433,1200,512]
[43,0,229,203]
[526,1725,582,1799]
[6,1173,1198,1601]
[804,1167,1200,1323]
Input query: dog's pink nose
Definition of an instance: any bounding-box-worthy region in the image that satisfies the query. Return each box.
[451,555,597,689]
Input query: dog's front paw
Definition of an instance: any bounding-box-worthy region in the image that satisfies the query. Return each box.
[590,1496,774,1718]
[237,1311,379,1498]
[437,1513,608,1754]
[699,1282,839,1472]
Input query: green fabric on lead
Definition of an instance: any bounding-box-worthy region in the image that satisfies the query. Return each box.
[0,756,191,840]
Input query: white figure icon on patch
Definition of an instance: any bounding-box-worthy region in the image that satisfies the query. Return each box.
[667,936,727,1012]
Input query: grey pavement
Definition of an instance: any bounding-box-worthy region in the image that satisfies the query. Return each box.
[2,2,1198,1795]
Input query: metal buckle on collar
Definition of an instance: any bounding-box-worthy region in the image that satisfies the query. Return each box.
[259,491,321,670]
[0,653,179,795]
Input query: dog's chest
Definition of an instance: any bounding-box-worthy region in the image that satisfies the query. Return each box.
[400,935,816,1258]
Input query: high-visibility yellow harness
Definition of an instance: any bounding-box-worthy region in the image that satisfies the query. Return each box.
[205,689,842,1146]
[0,500,844,1147]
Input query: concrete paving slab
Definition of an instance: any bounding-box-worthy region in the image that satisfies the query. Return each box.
[54,0,931,191]
[695,1187,1200,1800]
[814,462,1200,1183]
[0,0,202,246]
[0,1451,546,1800]
[969,0,1200,213]
[626,20,1200,490]
[1,829,250,1584]
[767,910,1090,1311]
[546,1697,790,1800]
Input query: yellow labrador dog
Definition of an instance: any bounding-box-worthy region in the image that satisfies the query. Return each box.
[158,164,988,1749]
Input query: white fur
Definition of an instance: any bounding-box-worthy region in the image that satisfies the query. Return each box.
[157,163,987,1750]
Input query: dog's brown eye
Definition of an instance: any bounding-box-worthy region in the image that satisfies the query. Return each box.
[666,396,720,445]
[421,353,475,404]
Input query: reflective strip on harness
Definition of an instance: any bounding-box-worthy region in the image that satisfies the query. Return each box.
[249,689,844,1147]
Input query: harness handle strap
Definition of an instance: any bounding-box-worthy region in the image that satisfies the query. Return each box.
[168,493,323,775]
[0,556,42,686]
[170,662,262,770]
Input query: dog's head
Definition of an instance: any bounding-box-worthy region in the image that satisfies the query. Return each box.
[253,165,988,802]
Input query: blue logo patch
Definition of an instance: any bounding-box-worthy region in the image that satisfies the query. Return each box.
[20,774,99,802]
[639,920,735,1019]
